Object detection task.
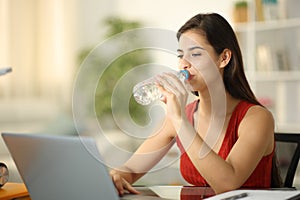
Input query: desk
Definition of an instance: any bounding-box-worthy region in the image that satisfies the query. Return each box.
[0,184,213,200]
[0,182,30,200]
[147,186,215,199]
[1,184,299,200]
[206,189,300,200]
[120,186,215,200]
[130,186,300,200]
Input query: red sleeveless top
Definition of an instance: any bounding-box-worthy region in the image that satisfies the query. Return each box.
[176,100,273,188]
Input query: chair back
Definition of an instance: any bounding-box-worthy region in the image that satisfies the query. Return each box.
[275,133,300,188]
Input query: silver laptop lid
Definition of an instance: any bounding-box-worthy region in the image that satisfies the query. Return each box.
[2,132,119,200]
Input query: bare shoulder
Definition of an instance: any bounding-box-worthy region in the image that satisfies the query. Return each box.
[239,105,275,137]
[238,104,275,155]
[245,105,274,123]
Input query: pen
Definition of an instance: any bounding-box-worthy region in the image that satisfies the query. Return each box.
[221,192,248,200]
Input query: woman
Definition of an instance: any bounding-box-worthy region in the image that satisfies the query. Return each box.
[110,13,281,195]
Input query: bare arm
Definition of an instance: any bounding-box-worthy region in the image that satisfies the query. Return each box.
[110,118,176,195]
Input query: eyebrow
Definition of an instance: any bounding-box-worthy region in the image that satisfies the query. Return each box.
[177,46,205,52]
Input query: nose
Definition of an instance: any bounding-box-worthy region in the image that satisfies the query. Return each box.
[179,58,191,70]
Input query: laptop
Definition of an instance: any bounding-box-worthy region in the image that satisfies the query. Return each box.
[1,132,161,200]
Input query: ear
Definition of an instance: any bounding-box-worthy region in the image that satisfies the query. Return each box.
[219,49,232,69]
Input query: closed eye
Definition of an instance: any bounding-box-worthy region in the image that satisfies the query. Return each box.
[191,53,201,57]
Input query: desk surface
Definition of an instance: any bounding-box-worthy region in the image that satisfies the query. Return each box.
[120,186,215,200]
[2,183,299,200]
[128,186,300,200]
[0,182,29,199]
[147,186,215,199]
[206,189,300,200]
[0,184,213,200]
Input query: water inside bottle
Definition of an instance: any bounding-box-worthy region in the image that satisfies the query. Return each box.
[133,69,189,105]
[133,81,161,105]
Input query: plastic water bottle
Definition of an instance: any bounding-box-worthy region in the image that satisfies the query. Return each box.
[133,69,190,105]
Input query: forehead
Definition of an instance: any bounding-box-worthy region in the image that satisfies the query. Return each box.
[178,30,209,50]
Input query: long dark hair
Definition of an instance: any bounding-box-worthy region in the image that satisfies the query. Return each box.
[177,13,282,187]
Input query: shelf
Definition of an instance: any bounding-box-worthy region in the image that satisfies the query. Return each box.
[233,0,300,132]
[234,18,300,32]
[275,123,300,133]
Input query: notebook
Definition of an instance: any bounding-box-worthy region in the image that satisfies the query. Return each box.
[205,189,300,200]
[1,132,160,200]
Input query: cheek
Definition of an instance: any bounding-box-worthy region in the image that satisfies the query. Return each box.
[193,57,214,71]
[189,72,207,90]
[192,64,221,88]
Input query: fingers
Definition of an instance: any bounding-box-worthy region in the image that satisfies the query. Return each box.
[125,183,140,195]
[111,173,140,196]
[161,73,187,91]
[156,77,177,97]
[155,73,188,100]
[156,84,167,103]
[111,173,125,195]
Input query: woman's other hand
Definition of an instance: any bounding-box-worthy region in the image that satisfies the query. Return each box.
[110,170,140,196]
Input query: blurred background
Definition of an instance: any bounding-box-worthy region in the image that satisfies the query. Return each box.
[1,0,300,187]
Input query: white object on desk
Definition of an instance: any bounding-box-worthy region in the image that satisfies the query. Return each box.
[206,189,300,200]
[149,186,182,199]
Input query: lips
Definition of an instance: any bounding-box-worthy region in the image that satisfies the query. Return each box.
[187,74,194,81]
